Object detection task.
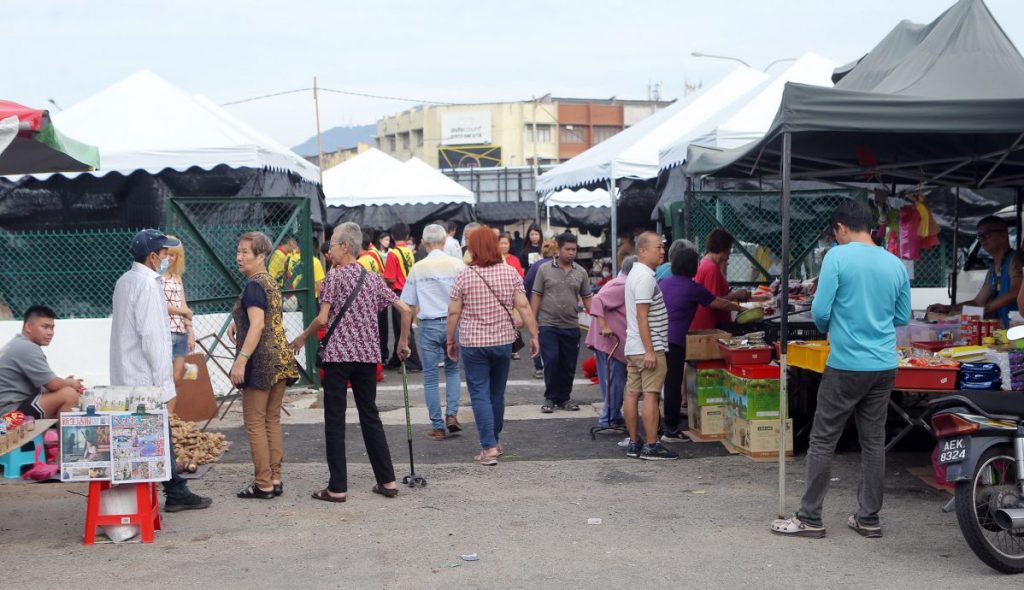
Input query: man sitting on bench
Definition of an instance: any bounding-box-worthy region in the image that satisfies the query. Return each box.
[0,305,83,419]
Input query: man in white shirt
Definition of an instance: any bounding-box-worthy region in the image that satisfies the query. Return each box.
[111,229,212,513]
[443,221,464,259]
[623,232,678,461]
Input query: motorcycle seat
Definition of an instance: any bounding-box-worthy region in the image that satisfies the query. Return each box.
[928,390,1024,420]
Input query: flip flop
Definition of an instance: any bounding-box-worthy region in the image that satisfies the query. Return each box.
[311,488,347,503]
[770,516,826,538]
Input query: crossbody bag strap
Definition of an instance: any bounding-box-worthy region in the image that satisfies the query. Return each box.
[321,268,367,348]
[472,267,515,324]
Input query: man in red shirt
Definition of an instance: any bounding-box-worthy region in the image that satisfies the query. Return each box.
[689,229,750,331]
[383,223,422,371]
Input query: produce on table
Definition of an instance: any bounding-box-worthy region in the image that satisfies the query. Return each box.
[169,415,229,472]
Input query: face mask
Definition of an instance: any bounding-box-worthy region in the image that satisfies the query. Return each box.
[602,271,611,278]
[157,256,170,274]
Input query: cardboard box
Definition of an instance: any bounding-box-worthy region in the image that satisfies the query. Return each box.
[686,389,726,437]
[728,416,793,454]
[686,330,730,360]
[726,377,784,419]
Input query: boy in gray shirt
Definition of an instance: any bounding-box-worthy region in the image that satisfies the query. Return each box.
[0,306,82,418]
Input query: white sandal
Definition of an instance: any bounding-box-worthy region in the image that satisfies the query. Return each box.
[770,516,827,538]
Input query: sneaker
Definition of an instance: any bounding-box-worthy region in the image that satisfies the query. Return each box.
[445,415,462,433]
[165,493,213,512]
[625,439,644,458]
[532,369,544,379]
[847,515,882,538]
[660,430,690,443]
[639,442,679,461]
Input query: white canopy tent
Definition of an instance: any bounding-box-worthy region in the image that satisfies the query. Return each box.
[21,70,320,183]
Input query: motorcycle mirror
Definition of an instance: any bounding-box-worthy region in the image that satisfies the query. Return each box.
[1007,325,1024,341]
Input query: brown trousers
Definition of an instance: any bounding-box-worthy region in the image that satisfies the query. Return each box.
[242,380,287,489]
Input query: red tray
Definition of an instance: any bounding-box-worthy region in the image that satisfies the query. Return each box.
[718,343,773,366]
[727,363,781,380]
[895,366,958,390]
[912,341,956,352]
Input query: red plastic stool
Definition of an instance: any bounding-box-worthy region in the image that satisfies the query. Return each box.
[83,481,162,544]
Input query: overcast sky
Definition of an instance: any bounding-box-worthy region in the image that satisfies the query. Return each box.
[7,0,1024,148]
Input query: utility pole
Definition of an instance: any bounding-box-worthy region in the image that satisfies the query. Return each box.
[532,96,541,227]
[313,76,324,183]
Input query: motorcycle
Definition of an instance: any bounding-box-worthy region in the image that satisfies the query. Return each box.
[929,388,1024,573]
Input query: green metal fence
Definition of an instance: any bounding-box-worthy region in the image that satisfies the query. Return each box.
[664,190,948,289]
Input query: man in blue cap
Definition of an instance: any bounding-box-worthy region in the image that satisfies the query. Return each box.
[111,229,212,512]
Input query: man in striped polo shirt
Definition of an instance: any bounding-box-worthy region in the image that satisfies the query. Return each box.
[623,232,677,461]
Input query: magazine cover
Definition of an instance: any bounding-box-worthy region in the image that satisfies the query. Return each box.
[60,413,112,482]
[110,411,172,483]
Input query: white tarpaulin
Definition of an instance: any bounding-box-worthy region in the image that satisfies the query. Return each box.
[542,187,610,207]
[20,70,320,183]
[535,67,769,194]
[659,53,838,168]
[323,149,474,206]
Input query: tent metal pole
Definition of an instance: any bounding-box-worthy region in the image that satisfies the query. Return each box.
[1016,188,1023,251]
[778,132,792,519]
[951,189,960,306]
[609,178,619,276]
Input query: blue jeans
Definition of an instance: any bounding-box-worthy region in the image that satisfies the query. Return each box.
[539,326,580,404]
[461,344,512,449]
[418,318,461,430]
[595,350,626,427]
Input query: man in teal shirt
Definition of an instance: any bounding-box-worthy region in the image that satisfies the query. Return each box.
[772,199,910,540]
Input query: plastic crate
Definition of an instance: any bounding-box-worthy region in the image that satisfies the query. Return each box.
[894,366,959,390]
[787,341,830,373]
[718,343,773,366]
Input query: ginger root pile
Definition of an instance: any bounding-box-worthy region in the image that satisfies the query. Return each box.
[170,415,229,472]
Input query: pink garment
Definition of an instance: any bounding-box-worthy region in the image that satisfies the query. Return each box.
[585,275,628,363]
[899,205,922,260]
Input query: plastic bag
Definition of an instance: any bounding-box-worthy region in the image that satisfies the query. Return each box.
[100,486,141,543]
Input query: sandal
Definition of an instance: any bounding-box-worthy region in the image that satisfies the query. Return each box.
[770,516,826,538]
[847,515,882,538]
[372,484,399,498]
[496,444,504,457]
[237,483,275,500]
[311,488,347,503]
[474,451,498,466]
[558,400,580,411]
[541,404,555,414]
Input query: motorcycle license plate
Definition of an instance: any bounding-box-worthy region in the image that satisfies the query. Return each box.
[938,438,967,464]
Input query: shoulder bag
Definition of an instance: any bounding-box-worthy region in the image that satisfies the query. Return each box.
[316,268,367,367]
[472,267,525,353]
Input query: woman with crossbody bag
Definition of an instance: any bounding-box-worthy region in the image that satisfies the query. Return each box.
[447,227,539,466]
[291,222,414,502]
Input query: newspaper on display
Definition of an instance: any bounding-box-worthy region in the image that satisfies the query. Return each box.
[85,386,163,412]
[60,410,171,484]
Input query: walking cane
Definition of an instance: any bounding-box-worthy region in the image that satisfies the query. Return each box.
[400,362,427,488]
[590,335,627,440]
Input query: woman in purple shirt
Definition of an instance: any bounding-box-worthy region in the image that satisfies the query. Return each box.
[659,247,742,440]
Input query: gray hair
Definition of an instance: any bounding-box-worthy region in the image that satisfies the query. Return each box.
[239,231,273,258]
[667,238,696,261]
[333,222,362,256]
[620,255,639,276]
[422,224,447,245]
[462,221,481,246]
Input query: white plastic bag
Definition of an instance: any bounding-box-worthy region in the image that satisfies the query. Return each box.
[99,485,141,543]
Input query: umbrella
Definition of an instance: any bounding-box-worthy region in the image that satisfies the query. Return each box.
[0,100,99,175]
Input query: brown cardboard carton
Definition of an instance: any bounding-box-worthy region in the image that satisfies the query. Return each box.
[686,330,730,360]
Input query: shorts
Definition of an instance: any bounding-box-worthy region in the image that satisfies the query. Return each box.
[626,351,668,394]
[14,394,45,419]
[171,332,189,358]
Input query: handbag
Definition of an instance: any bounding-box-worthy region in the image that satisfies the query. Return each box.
[472,267,525,353]
[316,268,367,368]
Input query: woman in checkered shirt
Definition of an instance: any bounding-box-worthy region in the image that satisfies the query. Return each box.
[447,227,540,466]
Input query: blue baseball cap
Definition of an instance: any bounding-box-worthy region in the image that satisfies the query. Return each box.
[130,229,180,260]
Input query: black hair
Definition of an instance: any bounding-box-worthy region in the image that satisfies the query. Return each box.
[977,215,1009,231]
[704,229,734,255]
[830,199,874,233]
[24,305,56,323]
[320,241,330,255]
[391,222,410,241]
[671,246,699,278]
[556,231,578,248]
[446,221,458,233]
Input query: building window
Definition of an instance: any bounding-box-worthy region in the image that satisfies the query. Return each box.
[413,129,424,147]
[524,124,553,143]
[560,125,585,144]
[592,126,621,144]
[387,135,396,152]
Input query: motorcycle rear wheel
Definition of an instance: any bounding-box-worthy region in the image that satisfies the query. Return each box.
[954,444,1024,574]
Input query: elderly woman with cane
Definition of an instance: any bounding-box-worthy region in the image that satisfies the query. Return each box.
[585,255,638,430]
[292,222,413,502]
[229,231,299,499]
[447,227,539,466]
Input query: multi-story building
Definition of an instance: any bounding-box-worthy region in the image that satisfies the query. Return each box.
[376,95,672,169]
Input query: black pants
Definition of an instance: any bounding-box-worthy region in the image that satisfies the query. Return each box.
[539,326,580,404]
[662,343,686,434]
[388,294,421,369]
[323,362,396,493]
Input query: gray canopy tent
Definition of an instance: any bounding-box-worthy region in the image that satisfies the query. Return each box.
[684,0,1024,516]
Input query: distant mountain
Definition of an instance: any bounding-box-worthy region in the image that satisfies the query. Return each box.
[291,124,377,156]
